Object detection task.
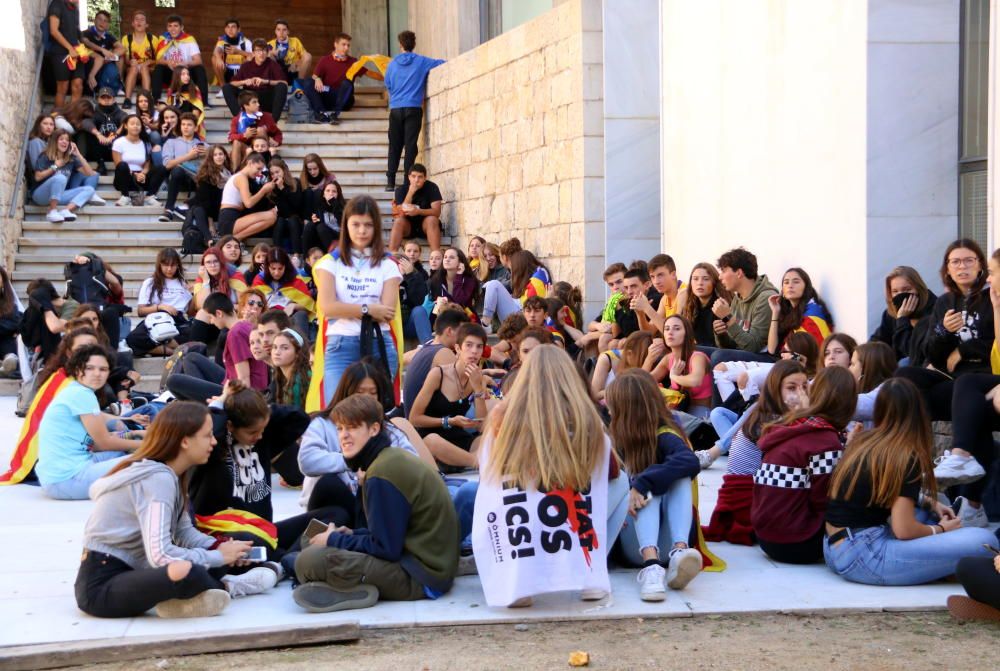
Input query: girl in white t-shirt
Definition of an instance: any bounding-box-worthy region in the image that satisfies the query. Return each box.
[125,248,193,356]
[312,195,402,405]
[111,115,167,206]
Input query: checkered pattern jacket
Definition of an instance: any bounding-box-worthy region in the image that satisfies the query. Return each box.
[750,417,844,544]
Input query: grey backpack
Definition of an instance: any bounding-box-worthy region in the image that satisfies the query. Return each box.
[287,93,313,124]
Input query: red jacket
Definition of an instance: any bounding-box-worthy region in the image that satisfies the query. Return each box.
[750,417,844,544]
[227,112,283,145]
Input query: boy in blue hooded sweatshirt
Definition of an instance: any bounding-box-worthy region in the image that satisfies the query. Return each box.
[384,30,445,192]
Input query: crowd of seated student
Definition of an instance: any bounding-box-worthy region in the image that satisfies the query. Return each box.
[15,8,1000,620]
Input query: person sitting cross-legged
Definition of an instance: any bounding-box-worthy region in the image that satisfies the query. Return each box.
[293,394,459,612]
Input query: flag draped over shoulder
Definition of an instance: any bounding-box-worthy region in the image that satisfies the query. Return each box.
[154,31,198,60]
[195,508,279,549]
[305,251,404,413]
[0,370,71,485]
[251,273,316,316]
[192,276,248,299]
[346,54,391,80]
[794,299,833,346]
[659,426,727,572]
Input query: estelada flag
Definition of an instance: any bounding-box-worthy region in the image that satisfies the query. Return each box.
[194,508,279,549]
[0,369,71,485]
[305,251,403,413]
[154,30,198,61]
[251,273,316,316]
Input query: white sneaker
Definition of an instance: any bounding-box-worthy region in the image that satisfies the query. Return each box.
[115,195,131,207]
[666,547,702,590]
[155,588,230,618]
[45,209,65,223]
[954,496,990,528]
[221,565,278,597]
[580,588,608,601]
[695,449,716,470]
[934,451,986,487]
[88,194,107,205]
[175,202,190,212]
[117,339,131,353]
[637,563,667,602]
[481,321,494,336]
[57,208,77,221]
[143,195,161,207]
[215,89,224,99]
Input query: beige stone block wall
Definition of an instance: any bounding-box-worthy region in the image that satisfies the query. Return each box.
[0,0,47,269]
[423,0,604,312]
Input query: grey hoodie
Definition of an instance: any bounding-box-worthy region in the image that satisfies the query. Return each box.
[84,460,224,571]
[719,274,778,353]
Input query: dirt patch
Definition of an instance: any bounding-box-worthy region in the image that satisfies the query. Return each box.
[62,612,1000,671]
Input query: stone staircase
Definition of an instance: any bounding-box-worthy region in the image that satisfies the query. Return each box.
[5,86,449,395]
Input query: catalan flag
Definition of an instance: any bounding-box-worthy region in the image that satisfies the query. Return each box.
[154,30,199,61]
[305,251,404,412]
[0,370,72,485]
[194,508,279,549]
[251,273,316,316]
[519,266,551,305]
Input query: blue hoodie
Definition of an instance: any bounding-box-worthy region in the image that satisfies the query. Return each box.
[384,52,446,109]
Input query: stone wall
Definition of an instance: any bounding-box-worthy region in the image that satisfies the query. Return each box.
[0,0,47,268]
[422,0,605,315]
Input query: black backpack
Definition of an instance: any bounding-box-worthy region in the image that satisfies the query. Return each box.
[64,255,111,305]
[180,210,207,256]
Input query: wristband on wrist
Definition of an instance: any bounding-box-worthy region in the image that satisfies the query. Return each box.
[442,416,451,430]
[929,524,939,535]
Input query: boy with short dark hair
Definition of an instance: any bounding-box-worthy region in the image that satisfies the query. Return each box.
[121,10,158,108]
[294,394,458,612]
[228,91,283,171]
[81,10,123,94]
[608,268,649,348]
[159,112,205,221]
[523,296,564,348]
[222,39,289,121]
[211,18,252,95]
[269,19,312,83]
[47,0,84,108]
[389,164,443,252]
[151,14,210,104]
[711,247,777,359]
[307,33,383,125]
[634,253,685,333]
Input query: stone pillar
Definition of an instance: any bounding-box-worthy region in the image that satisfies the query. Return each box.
[407,0,481,60]
[989,0,1000,250]
[343,0,390,60]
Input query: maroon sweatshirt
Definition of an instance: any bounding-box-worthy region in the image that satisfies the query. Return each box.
[750,417,844,544]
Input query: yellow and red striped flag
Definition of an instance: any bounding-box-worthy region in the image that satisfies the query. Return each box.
[1,369,72,485]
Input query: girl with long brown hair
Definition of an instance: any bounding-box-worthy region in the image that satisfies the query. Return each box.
[76,401,268,619]
[31,128,99,223]
[751,366,858,564]
[590,330,652,400]
[679,263,731,347]
[870,265,938,363]
[606,369,704,601]
[825,378,996,585]
[765,267,834,353]
[271,329,312,409]
[312,195,401,405]
[480,249,552,330]
[702,360,809,545]
[126,248,191,357]
[650,314,712,418]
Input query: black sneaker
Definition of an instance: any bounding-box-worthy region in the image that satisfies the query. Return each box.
[292,582,378,613]
[311,112,328,124]
[121,98,132,110]
[384,181,396,192]
[329,115,341,126]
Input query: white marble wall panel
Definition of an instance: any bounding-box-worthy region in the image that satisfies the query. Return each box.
[866,0,960,330]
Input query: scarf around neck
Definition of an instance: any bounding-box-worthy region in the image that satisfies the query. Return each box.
[344,429,391,473]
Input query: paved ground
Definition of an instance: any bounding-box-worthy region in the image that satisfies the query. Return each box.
[0,396,985,650]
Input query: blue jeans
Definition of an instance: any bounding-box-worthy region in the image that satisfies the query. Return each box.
[710,406,747,455]
[322,333,399,406]
[31,172,98,208]
[453,480,478,550]
[41,450,129,500]
[618,477,693,565]
[823,523,997,586]
[404,306,433,344]
[482,280,522,322]
[606,473,631,548]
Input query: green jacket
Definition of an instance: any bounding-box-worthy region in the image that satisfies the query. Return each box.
[719,275,778,353]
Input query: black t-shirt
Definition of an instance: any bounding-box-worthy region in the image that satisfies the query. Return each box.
[403,342,444,418]
[826,457,922,529]
[690,297,718,346]
[395,180,443,212]
[47,0,81,57]
[614,302,640,339]
[83,26,117,51]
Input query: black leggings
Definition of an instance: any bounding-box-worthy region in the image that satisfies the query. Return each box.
[758,528,825,564]
[166,351,224,402]
[951,373,1000,502]
[302,220,338,254]
[75,550,226,618]
[113,162,167,197]
[894,366,954,421]
[957,555,1000,611]
[307,473,361,528]
[274,215,304,255]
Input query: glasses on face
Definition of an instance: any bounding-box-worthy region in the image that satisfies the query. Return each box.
[948,257,979,268]
[246,299,264,308]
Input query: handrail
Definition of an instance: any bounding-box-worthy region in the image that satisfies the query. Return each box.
[8,37,47,219]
